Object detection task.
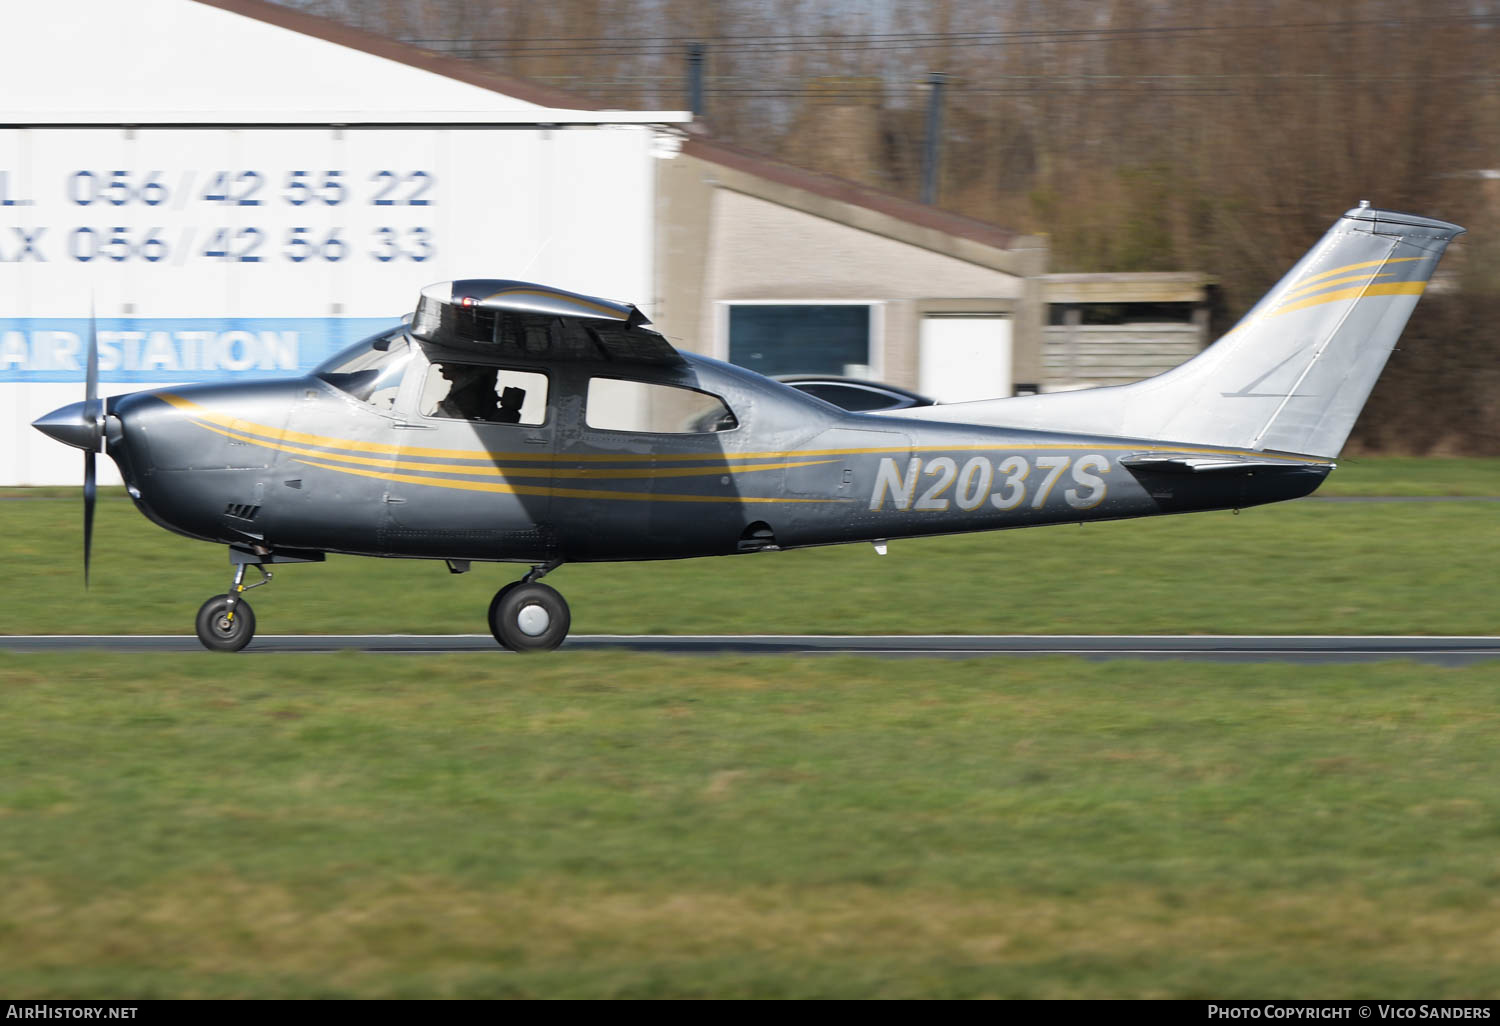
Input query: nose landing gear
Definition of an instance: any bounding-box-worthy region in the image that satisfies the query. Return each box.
[488,561,570,652]
[195,562,271,652]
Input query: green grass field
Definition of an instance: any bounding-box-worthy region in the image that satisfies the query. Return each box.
[1,653,1498,998]
[2,461,1496,636]
[1,459,1496,997]
[1313,457,1500,496]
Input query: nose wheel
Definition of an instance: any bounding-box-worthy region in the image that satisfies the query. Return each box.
[488,575,571,652]
[195,562,270,652]
[196,594,257,652]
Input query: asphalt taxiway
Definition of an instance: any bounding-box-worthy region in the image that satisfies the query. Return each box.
[2,634,1497,665]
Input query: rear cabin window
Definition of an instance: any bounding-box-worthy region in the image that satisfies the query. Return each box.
[585,378,738,434]
[421,363,549,426]
[797,382,904,411]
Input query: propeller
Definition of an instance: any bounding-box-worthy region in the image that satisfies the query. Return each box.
[29,304,108,587]
[83,306,100,587]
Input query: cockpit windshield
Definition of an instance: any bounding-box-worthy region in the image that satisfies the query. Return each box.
[314,328,413,409]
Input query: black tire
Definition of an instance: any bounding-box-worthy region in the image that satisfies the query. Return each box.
[486,581,523,648]
[488,582,570,652]
[195,594,256,652]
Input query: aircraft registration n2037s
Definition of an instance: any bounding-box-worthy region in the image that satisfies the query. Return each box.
[32,204,1464,651]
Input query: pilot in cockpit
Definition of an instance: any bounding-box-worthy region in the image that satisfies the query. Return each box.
[434,364,499,421]
[496,386,525,424]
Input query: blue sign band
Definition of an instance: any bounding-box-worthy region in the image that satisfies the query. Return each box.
[0,318,399,382]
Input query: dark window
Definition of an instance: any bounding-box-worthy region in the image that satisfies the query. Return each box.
[1049,302,1195,326]
[421,363,548,425]
[797,383,907,412]
[728,305,871,377]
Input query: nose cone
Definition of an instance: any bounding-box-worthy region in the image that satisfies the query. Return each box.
[32,400,100,451]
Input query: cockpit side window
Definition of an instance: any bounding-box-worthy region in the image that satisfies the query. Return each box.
[585,377,738,434]
[314,330,412,411]
[421,363,549,426]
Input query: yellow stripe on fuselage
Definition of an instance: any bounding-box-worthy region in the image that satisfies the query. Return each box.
[158,394,1336,477]
[288,458,844,503]
[161,392,865,465]
[190,416,840,480]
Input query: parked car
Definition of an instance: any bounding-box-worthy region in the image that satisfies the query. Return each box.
[776,375,937,413]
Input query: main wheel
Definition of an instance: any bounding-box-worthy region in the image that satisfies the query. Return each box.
[486,581,521,647]
[488,582,570,652]
[195,594,256,652]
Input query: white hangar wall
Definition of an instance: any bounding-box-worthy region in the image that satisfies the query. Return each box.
[1,0,686,485]
[702,188,1029,384]
[655,142,1049,401]
[0,124,662,486]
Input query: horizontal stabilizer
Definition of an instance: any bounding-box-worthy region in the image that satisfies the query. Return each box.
[1119,452,1332,475]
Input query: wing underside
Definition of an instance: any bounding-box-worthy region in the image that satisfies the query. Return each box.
[410,278,683,366]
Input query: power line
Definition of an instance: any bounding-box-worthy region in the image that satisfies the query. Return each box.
[528,73,1500,86]
[401,13,1498,58]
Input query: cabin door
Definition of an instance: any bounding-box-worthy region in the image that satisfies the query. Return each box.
[382,355,556,559]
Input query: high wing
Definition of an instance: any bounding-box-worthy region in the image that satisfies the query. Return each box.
[410,278,683,366]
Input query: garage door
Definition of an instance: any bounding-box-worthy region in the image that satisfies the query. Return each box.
[918,315,1012,403]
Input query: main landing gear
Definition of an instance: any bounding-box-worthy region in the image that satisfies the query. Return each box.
[192,553,569,653]
[488,561,570,652]
[195,562,271,652]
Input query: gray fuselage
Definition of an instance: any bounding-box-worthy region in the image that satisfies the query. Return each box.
[101,340,1330,567]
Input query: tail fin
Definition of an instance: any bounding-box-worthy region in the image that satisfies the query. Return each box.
[896,206,1465,458]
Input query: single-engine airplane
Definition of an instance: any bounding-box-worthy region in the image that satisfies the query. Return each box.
[32,204,1464,651]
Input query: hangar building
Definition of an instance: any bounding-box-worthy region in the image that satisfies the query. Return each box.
[0,0,1208,485]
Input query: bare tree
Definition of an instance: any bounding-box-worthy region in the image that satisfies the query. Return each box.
[274,0,1500,452]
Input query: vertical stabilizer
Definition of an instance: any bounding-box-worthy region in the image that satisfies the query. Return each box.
[894,206,1465,458]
